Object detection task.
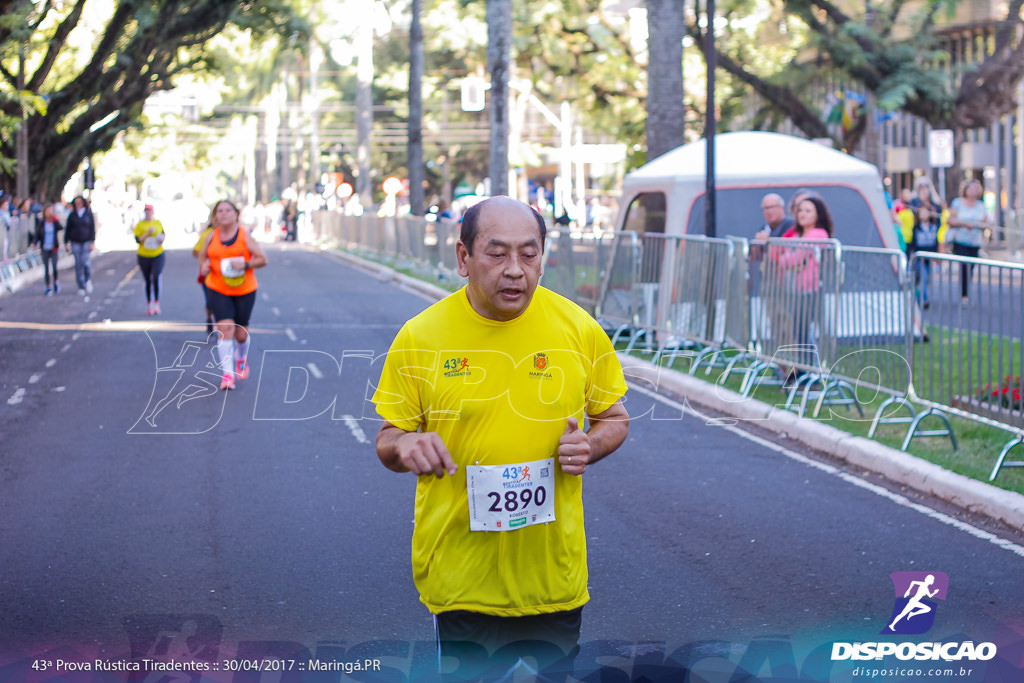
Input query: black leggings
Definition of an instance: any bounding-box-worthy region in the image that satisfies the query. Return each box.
[138,252,166,302]
[41,249,59,288]
[951,242,980,299]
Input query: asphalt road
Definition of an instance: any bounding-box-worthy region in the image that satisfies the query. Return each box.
[1,243,1022,682]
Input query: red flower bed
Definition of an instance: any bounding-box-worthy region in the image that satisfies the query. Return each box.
[976,375,1024,411]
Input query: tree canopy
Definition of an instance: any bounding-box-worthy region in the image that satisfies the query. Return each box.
[0,0,304,198]
[3,0,1021,203]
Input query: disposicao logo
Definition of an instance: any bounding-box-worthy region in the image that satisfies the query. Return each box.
[831,571,997,663]
[883,571,948,635]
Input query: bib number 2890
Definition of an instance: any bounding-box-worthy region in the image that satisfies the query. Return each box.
[467,458,555,531]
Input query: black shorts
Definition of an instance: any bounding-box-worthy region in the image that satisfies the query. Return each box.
[434,607,581,681]
[206,289,257,327]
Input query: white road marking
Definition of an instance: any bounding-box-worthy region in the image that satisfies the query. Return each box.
[272,307,281,316]
[28,374,42,384]
[341,415,369,444]
[45,359,57,368]
[306,362,324,379]
[60,344,71,353]
[285,328,297,342]
[7,388,25,405]
[627,382,1024,559]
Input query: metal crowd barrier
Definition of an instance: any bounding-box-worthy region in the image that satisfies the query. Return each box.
[311,212,463,285]
[754,238,841,371]
[829,246,913,397]
[594,232,641,336]
[725,236,752,351]
[4,214,33,259]
[657,235,735,370]
[597,234,735,364]
[985,214,1024,260]
[906,251,1024,479]
[310,208,1024,481]
[541,230,619,316]
[0,250,44,286]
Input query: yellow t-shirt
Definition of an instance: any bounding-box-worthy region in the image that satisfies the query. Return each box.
[372,286,628,617]
[193,226,215,257]
[898,208,915,244]
[134,219,165,257]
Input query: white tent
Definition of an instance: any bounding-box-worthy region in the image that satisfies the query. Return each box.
[615,131,900,249]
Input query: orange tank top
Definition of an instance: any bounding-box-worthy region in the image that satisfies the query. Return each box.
[205,227,257,295]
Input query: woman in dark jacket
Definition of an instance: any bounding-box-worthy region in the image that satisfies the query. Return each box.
[35,204,64,295]
[64,195,96,294]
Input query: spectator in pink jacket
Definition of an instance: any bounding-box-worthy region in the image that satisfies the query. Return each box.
[774,196,834,383]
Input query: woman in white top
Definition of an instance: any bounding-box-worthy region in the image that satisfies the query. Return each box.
[946,179,990,303]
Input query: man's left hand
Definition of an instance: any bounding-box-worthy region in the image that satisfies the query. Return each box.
[558,417,590,475]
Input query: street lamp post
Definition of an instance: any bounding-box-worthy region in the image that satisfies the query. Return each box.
[705,0,716,238]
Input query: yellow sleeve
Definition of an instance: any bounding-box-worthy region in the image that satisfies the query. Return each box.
[585,322,628,416]
[372,325,432,432]
[193,227,213,256]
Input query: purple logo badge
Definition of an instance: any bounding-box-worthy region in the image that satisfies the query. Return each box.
[882,571,949,635]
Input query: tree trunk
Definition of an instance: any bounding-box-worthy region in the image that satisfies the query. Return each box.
[486,0,511,197]
[646,0,686,161]
[355,0,375,206]
[408,0,425,215]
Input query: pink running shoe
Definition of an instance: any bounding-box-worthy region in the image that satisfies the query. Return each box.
[146,302,153,315]
[219,373,236,391]
[235,359,250,381]
[152,301,161,315]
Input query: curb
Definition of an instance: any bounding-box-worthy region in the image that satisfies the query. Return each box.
[318,244,455,301]
[619,354,1024,531]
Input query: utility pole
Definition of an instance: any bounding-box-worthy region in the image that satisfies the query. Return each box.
[705,0,716,237]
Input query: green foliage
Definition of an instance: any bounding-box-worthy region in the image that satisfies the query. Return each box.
[511,0,645,157]
[0,0,305,197]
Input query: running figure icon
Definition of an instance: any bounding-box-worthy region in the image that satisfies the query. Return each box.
[888,574,939,631]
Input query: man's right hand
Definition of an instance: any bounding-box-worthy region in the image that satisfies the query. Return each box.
[391,430,457,478]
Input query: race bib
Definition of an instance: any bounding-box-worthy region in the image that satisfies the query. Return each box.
[467,458,555,531]
[220,257,246,286]
[143,236,161,251]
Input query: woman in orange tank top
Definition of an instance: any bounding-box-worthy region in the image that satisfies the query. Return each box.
[198,200,268,390]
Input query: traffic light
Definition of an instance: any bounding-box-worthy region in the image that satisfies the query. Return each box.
[83,167,95,190]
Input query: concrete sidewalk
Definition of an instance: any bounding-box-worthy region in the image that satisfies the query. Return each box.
[322,243,1024,532]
